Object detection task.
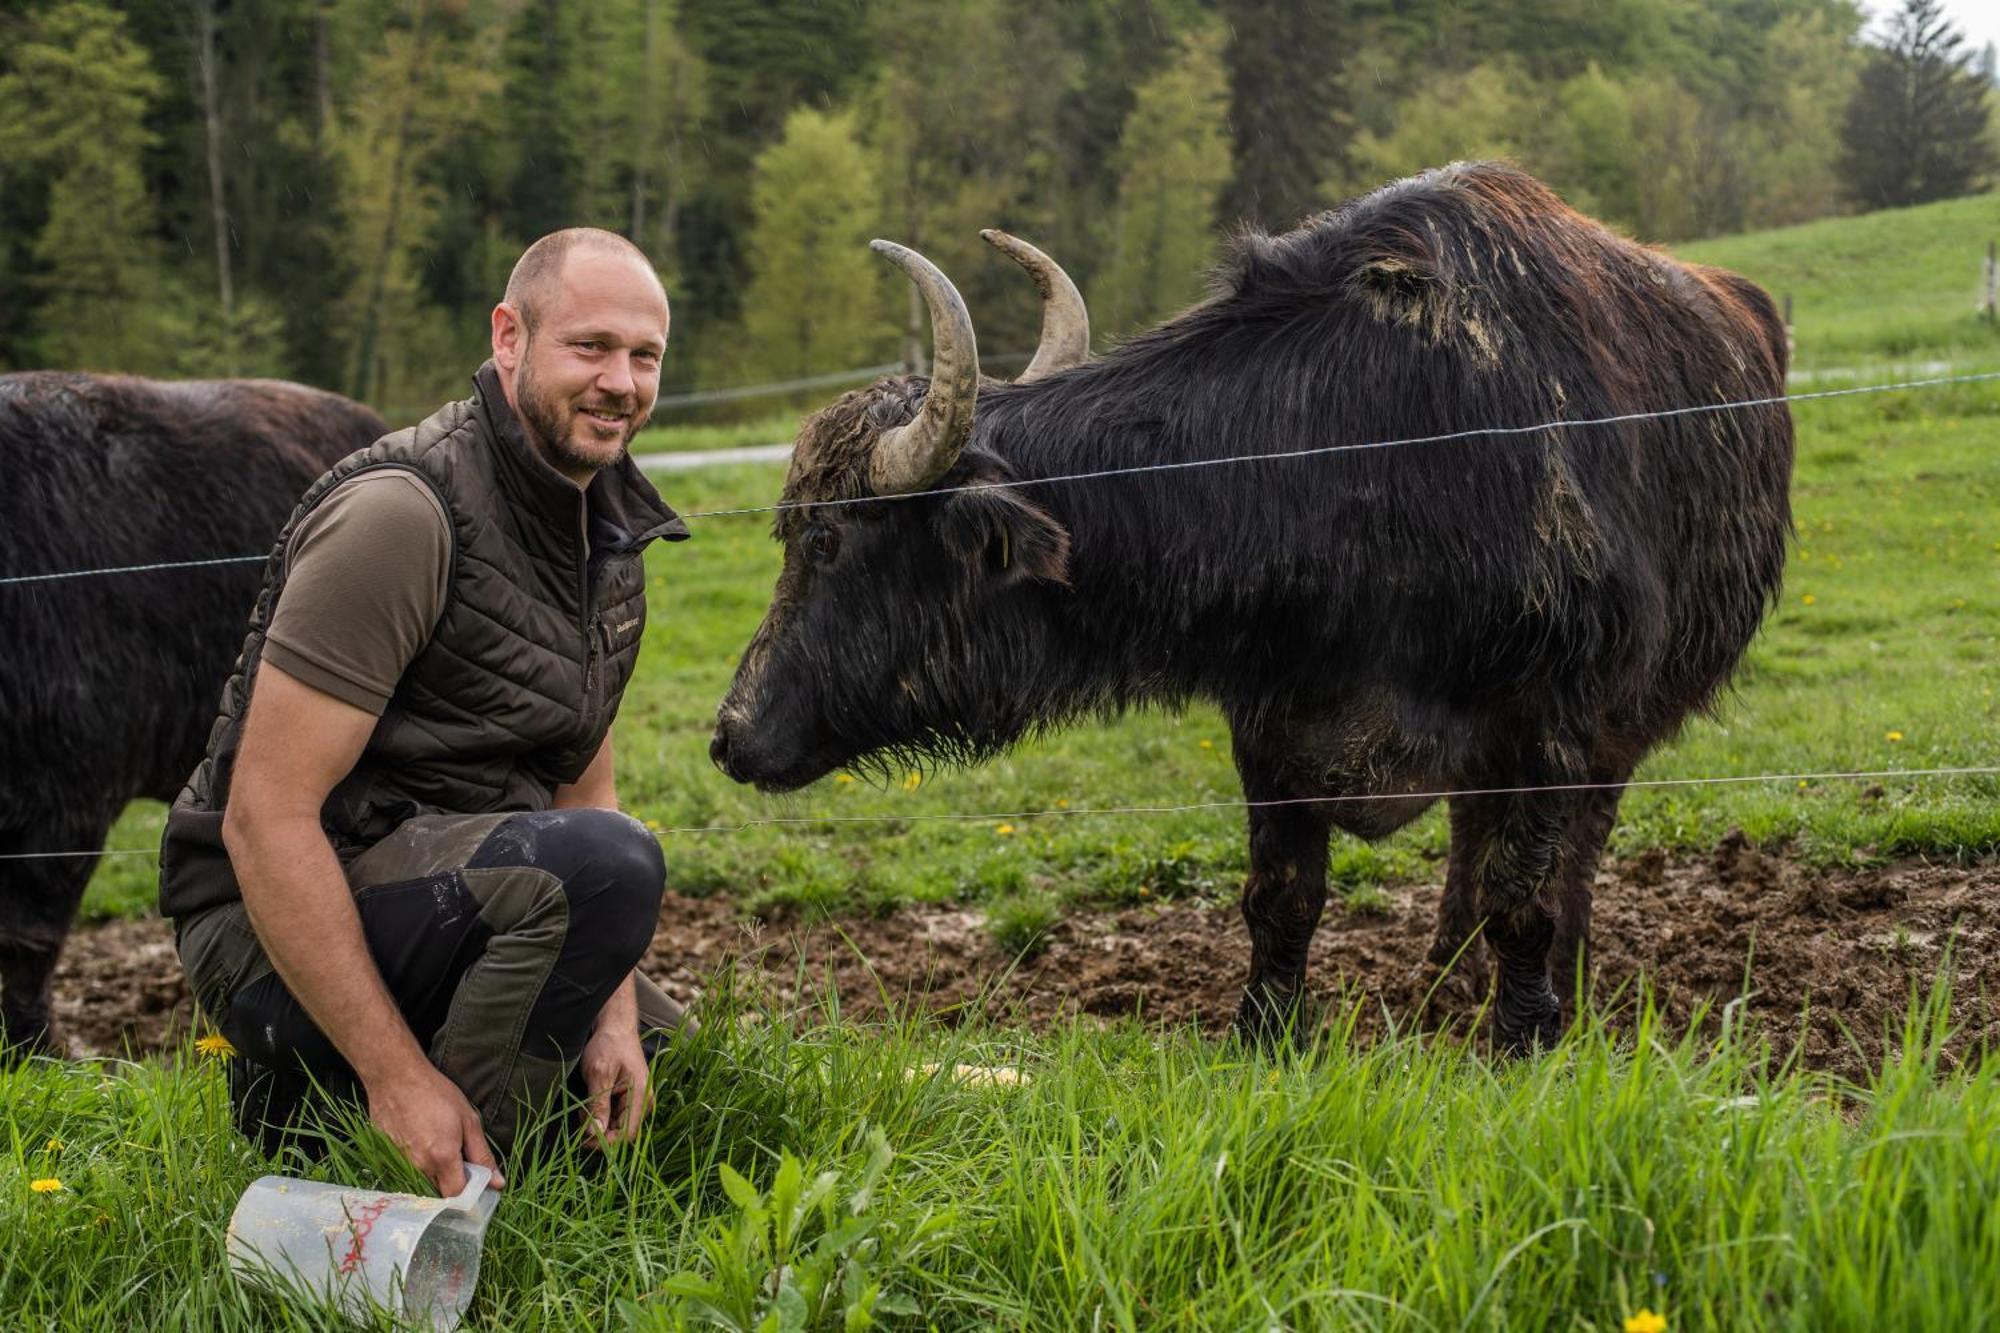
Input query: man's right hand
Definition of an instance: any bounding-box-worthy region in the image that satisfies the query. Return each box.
[366,1062,505,1197]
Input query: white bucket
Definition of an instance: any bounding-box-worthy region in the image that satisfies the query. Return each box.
[226,1163,501,1330]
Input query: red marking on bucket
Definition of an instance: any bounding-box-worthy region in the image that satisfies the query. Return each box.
[338,1197,394,1274]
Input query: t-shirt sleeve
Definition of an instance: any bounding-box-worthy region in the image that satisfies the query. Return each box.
[261,469,452,715]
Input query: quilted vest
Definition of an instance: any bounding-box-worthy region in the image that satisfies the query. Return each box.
[158,361,688,921]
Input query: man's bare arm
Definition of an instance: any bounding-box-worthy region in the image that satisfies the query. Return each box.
[553,732,618,810]
[221,662,500,1193]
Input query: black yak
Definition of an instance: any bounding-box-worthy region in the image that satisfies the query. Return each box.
[710,162,1794,1051]
[0,373,384,1055]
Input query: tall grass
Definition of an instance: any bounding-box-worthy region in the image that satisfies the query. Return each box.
[5,971,1997,1329]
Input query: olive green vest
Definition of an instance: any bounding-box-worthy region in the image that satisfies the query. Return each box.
[159,362,688,921]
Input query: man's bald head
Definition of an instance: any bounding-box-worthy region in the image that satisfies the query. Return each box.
[504,228,667,334]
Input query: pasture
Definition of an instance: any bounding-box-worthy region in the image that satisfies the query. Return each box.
[9,193,2000,1328]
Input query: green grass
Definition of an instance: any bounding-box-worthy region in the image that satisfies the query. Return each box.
[6,984,1999,1328]
[1675,193,2000,373]
[631,412,800,455]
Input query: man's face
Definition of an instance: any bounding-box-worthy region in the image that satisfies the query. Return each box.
[496,250,669,480]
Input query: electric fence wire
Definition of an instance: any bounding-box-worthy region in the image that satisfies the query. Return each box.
[4,368,1997,587]
[8,765,1996,860]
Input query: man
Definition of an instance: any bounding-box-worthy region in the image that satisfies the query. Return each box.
[159,228,693,1197]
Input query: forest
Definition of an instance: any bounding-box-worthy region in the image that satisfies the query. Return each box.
[0,0,1994,421]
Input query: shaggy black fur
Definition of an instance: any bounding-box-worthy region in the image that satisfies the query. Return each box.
[0,372,383,1055]
[713,163,1794,1051]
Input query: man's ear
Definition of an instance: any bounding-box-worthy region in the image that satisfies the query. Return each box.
[937,485,1071,586]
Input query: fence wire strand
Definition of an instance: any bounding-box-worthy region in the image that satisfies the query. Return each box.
[5,369,1996,587]
[9,765,1995,861]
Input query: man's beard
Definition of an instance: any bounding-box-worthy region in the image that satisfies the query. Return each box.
[517,356,642,474]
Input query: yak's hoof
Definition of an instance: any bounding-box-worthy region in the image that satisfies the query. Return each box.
[1232,986,1311,1050]
[0,1013,68,1064]
[1492,991,1564,1057]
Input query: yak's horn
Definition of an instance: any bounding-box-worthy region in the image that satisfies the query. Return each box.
[981,228,1089,381]
[870,239,980,495]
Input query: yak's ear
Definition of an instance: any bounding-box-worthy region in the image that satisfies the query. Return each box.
[938,485,1071,586]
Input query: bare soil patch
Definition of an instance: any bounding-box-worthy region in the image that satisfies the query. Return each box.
[55,841,2000,1081]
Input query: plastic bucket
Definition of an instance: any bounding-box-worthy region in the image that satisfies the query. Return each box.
[226,1163,500,1330]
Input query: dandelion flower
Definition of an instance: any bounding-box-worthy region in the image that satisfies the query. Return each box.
[1055,798,1070,809]
[902,772,922,792]
[29,1178,63,1194]
[45,1138,62,1154]
[195,1034,236,1059]
[995,823,1016,836]
[1885,730,1904,743]
[1198,738,1214,750]
[836,773,855,785]
[1800,593,1817,606]
[1624,1310,1667,1333]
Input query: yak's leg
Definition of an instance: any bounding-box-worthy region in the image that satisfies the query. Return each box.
[1547,776,1629,1024]
[1426,796,1496,1001]
[1456,785,1577,1054]
[1231,792,1334,1049]
[0,812,110,1059]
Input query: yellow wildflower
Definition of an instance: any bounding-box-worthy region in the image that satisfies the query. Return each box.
[1055,798,1070,809]
[1800,593,1817,606]
[1624,1310,1667,1333]
[1198,738,1214,750]
[195,1034,236,1059]
[835,773,855,784]
[45,1138,62,1154]
[29,1178,63,1194]
[644,818,661,832]
[902,772,922,792]
[995,823,1016,836]
[1885,730,1904,743]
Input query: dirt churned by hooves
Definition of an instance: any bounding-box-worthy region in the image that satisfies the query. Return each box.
[53,840,2000,1082]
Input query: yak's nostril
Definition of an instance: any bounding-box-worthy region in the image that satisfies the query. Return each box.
[708,726,731,771]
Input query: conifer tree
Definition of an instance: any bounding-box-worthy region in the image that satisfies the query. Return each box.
[1839,0,1995,209]
[0,2,168,371]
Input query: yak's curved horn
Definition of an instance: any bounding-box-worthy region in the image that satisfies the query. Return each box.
[981,228,1089,381]
[870,239,980,495]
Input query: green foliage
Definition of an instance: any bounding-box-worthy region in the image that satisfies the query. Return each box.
[1095,22,1231,335]
[628,1127,945,1332]
[739,108,891,385]
[0,0,1970,394]
[0,1,169,371]
[985,891,1062,959]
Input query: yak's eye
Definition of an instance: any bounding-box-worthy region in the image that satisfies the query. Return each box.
[802,523,841,565]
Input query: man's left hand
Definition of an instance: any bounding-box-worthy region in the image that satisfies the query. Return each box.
[580,1021,651,1147]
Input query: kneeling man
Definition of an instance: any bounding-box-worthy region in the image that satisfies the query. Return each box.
[160,228,692,1195]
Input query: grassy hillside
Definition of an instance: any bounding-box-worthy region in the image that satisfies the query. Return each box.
[1675,192,2000,372]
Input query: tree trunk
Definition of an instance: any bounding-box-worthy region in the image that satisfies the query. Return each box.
[629,0,655,242]
[352,2,430,405]
[314,0,333,143]
[195,0,234,358]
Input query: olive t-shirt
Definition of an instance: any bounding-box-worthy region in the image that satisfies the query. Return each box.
[262,469,452,715]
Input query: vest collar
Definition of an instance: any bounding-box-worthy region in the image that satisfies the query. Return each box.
[471,360,690,552]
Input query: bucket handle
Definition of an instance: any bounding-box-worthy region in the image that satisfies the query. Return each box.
[445,1164,494,1213]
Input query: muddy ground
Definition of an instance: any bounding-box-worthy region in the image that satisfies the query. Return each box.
[54,838,2000,1081]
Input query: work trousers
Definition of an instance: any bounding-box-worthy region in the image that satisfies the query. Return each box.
[173,807,689,1156]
